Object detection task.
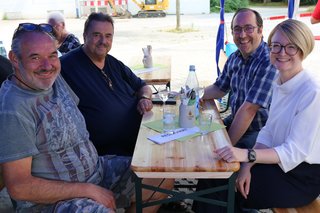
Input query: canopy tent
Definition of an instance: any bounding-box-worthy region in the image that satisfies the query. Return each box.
[215,0,300,76]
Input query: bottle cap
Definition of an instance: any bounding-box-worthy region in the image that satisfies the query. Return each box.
[189,65,195,71]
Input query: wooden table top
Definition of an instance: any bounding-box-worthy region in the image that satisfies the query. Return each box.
[131,100,240,179]
[130,56,171,86]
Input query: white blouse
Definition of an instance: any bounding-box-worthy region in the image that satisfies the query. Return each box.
[257,70,320,172]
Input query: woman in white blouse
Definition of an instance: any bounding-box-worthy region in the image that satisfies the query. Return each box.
[216,19,320,210]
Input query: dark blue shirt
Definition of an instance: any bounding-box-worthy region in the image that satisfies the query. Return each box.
[60,47,146,156]
[59,34,81,54]
[215,41,277,131]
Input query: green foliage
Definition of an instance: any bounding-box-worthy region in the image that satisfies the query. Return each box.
[248,0,316,6]
[299,0,317,6]
[211,0,249,13]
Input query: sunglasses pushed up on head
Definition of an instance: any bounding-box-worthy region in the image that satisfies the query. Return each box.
[12,23,55,39]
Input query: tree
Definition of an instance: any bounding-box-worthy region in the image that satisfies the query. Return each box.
[176,0,180,30]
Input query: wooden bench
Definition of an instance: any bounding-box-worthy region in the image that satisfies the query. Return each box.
[273,198,320,213]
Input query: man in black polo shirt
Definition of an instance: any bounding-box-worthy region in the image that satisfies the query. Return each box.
[0,55,13,85]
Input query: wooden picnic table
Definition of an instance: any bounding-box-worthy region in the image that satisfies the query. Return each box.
[131,99,239,212]
[130,55,171,91]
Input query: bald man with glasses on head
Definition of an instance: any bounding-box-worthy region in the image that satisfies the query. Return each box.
[0,23,135,212]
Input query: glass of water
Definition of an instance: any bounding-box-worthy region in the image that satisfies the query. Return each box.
[199,113,212,135]
[163,107,176,133]
[158,86,169,111]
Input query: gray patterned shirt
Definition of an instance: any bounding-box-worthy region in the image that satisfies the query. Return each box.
[0,75,103,211]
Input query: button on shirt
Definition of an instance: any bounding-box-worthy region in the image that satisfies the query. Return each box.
[214,41,277,131]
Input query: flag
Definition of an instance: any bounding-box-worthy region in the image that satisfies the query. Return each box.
[288,0,300,19]
[215,0,225,77]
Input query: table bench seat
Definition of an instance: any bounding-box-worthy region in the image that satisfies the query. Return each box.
[273,198,320,213]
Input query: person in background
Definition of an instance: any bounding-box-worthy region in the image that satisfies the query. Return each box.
[47,11,81,54]
[311,0,320,24]
[215,19,320,211]
[60,12,174,212]
[0,23,134,212]
[0,55,13,85]
[193,8,277,212]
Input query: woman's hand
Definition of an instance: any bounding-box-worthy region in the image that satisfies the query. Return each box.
[215,146,247,163]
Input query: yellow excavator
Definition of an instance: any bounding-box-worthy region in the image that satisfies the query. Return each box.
[131,0,169,18]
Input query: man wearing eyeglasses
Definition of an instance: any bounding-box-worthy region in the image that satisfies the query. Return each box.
[194,8,277,212]
[0,23,135,212]
[203,8,277,149]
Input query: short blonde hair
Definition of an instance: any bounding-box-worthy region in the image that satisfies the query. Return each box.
[268,19,314,60]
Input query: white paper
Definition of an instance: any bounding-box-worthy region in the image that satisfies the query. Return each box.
[148,127,199,144]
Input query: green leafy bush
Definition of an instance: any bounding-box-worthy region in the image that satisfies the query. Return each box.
[211,0,249,13]
[299,0,317,6]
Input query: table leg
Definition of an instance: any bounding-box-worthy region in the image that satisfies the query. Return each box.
[227,172,238,213]
[134,174,143,213]
[166,81,171,91]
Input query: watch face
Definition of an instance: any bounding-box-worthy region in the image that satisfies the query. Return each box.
[248,149,256,162]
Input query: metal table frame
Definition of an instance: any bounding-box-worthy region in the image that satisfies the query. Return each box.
[134,172,238,213]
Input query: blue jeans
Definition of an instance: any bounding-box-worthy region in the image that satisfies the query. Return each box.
[223,115,259,149]
[20,156,135,213]
[192,116,260,213]
[53,155,134,212]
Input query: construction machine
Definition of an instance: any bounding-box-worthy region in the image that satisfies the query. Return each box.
[131,0,169,18]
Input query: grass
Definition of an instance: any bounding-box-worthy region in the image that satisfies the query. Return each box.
[306,6,316,12]
[160,23,198,34]
[248,2,316,13]
[164,27,198,33]
[248,2,287,7]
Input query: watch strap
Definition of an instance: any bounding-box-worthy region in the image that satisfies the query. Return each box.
[139,95,151,101]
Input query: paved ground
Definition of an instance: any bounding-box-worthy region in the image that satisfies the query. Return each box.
[1,6,320,212]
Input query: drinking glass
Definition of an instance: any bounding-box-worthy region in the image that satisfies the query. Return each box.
[196,86,205,99]
[196,86,205,111]
[158,86,169,111]
[199,113,212,135]
[163,107,176,133]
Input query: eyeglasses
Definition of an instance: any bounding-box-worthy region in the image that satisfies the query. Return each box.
[13,23,54,39]
[232,25,257,35]
[269,42,299,56]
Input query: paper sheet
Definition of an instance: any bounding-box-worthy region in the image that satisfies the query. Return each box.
[148,127,199,144]
[143,119,226,144]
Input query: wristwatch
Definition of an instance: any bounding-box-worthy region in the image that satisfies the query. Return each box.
[139,95,151,101]
[248,149,256,162]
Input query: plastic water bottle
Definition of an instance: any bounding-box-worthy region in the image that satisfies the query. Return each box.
[185,65,199,117]
[185,65,199,90]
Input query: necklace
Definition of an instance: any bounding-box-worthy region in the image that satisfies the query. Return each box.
[100,69,113,90]
[11,74,38,91]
